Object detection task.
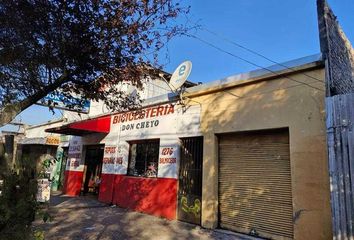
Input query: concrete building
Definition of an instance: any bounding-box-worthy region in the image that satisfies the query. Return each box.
[185,54,330,240]
[46,54,331,240]
[12,74,194,192]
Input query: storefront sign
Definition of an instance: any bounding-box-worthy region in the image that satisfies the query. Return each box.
[46,136,60,145]
[102,146,116,174]
[102,143,129,174]
[158,140,180,179]
[115,143,129,174]
[111,104,178,139]
[66,136,84,171]
[112,104,175,133]
[101,103,201,178]
[38,92,90,113]
[36,178,51,202]
[112,104,175,124]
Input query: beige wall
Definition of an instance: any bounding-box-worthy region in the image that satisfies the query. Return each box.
[186,67,332,239]
[26,120,63,139]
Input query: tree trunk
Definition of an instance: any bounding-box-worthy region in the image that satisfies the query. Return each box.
[0,72,69,127]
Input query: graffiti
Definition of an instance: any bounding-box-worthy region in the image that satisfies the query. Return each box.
[181,196,201,217]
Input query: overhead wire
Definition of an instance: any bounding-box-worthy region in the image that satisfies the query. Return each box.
[201,27,324,84]
[148,75,316,104]
[185,34,324,92]
[139,27,325,102]
[145,62,322,101]
[147,23,325,92]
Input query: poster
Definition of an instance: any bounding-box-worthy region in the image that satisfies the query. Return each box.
[66,136,84,171]
[157,140,180,179]
[102,145,117,174]
[37,178,51,202]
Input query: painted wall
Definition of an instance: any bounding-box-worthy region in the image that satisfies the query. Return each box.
[63,170,83,196]
[99,174,177,219]
[63,136,84,196]
[186,66,332,239]
[112,176,177,220]
[25,120,63,139]
[85,78,172,118]
[97,103,201,219]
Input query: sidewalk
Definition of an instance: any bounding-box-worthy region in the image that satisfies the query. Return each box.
[33,192,258,240]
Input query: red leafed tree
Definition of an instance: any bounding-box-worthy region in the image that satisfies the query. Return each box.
[0,0,190,126]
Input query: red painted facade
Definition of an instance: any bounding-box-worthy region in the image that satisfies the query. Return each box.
[97,174,178,220]
[63,170,83,196]
[98,174,115,203]
[56,112,179,219]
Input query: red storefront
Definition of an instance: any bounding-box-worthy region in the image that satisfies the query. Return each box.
[46,102,202,220]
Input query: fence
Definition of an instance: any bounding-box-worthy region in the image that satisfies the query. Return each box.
[326,93,354,239]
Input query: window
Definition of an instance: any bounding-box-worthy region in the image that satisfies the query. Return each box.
[128,139,160,177]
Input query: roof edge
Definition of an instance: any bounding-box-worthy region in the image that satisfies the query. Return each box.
[27,118,64,129]
[184,54,324,98]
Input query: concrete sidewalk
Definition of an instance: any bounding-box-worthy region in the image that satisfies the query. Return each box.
[33,193,257,240]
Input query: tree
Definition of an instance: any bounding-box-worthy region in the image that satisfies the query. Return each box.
[0,0,190,127]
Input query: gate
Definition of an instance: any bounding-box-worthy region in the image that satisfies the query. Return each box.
[218,129,293,239]
[178,137,203,225]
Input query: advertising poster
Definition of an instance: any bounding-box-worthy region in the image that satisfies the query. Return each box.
[102,145,117,174]
[36,178,51,202]
[157,140,180,179]
[66,136,84,171]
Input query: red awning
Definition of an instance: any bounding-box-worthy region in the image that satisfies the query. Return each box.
[45,115,111,136]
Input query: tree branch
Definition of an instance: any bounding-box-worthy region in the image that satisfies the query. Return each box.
[0,71,69,127]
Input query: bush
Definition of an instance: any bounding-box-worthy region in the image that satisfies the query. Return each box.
[0,155,38,240]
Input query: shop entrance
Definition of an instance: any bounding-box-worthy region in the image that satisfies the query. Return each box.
[177,137,203,225]
[82,145,104,195]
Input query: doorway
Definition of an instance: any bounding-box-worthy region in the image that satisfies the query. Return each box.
[82,145,104,195]
[177,137,203,225]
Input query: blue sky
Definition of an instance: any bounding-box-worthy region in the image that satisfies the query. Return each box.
[2,0,354,131]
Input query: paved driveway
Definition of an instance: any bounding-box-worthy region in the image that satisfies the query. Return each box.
[33,193,257,240]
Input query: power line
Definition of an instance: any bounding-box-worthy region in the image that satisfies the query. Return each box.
[145,75,324,109]
[147,64,322,100]
[201,27,324,84]
[186,34,324,92]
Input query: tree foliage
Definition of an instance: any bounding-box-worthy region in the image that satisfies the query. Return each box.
[0,156,38,240]
[0,0,189,126]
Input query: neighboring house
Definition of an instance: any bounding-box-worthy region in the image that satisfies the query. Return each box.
[16,119,65,190]
[0,123,26,169]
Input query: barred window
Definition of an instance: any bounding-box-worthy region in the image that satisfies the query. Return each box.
[128,139,159,178]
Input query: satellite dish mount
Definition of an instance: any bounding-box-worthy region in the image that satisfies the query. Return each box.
[164,61,192,105]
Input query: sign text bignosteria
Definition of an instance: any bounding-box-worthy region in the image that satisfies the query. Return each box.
[112,104,175,131]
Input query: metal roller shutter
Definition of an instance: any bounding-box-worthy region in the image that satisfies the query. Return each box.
[218,129,293,239]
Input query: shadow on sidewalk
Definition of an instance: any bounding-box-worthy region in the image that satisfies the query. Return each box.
[34,191,254,240]
[49,191,107,209]
[49,191,72,207]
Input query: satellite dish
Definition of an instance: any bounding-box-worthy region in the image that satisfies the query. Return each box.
[169,61,192,91]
